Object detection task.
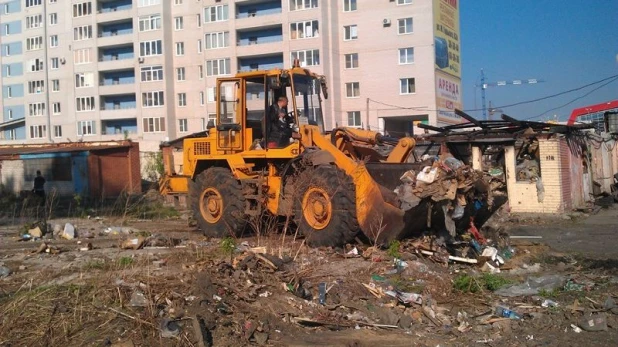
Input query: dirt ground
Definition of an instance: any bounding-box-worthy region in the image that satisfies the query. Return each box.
[1,206,618,347]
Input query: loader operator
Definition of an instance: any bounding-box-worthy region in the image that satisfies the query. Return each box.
[267,96,292,148]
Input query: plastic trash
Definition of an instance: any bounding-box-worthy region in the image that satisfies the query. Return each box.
[318,282,326,305]
[129,291,149,307]
[0,266,11,278]
[444,157,464,171]
[495,306,522,320]
[160,318,180,338]
[541,299,559,308]
[385,290,422,305]
[495,274,566,297]
[416,166,438,184]
[452,204,465,219]
[579,314,608,332]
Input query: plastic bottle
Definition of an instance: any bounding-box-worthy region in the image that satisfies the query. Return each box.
[495,306,522,320]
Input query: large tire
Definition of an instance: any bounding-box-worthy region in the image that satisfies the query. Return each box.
[293,166,359,247]
[189,167,246,237]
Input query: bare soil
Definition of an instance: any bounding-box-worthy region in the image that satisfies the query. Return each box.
[1,207,618,347]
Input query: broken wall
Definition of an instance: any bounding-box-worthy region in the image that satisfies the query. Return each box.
[506,137,582,213]
[588,137,618,193]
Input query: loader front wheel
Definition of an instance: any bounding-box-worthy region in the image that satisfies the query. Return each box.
[294,166,359,247]
[190,167,246,237]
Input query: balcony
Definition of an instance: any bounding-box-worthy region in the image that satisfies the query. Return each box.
[237,25,282,46]
[236,1,282,19]
[99,69,135,94]
[238,53,283,72]
[97,0,133,22]
[100,93,136,119]
[101,118,137,136]
[98,19,133,38]
[98,44,135,70]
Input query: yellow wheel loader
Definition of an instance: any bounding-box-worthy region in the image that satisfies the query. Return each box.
[161,63,423,247]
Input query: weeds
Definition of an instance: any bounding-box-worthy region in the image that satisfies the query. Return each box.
[117,256,134,268]
[387,240,401,258]
[220,237,236,262]
[453,273,512,293]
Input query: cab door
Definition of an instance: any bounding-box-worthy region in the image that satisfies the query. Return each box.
[216,78,244,152]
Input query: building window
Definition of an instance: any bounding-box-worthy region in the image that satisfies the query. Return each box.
[76,97,96,111]
[290,20,319,39]
[347,111,361,127]
[138,0,161,7]
[400,78,416,94]
[142,117,165,132]
[52,79,60,92]
[139,14,162,32]
[344,53,358,69]
[199,91,205,105]
[140,40,163,56]
[175,42,185,56]
[175,16,184,30]
[30,125,47,139]
[291,49,319,66]
[345,82,360,98]
[397,0,412,5]
[4,66,10,77]
[49,13,57,25]
[49,35,58,47]
[26,36,44,51]
[204,5,229,23]
[343,0,356,12]
[73,25,93,41]
[197,14,202,27]
[49,0,57,3]
[178,119,188,132]
[75,72,94,88]
[197,39,203,53]
[4,45,10,56]
[53,102,61,114]
[344,25,357,40]
[207,87,216,103]
[26,0,42,8]
[206,58,230,76]
[289,0,318,11]
[29,58,44,72]
[6,86,12,98]
[176,67,185,81]
[399,47,414,64]
[26,14,43,29]
[205,32,229,49]
[77,120,96,136]
[74,49,91,64]
[51,57,59,69]
[198,65,204,79]
[73,2,92,17]
[178,93,187,107]
[141,65,163,82]
[142,91,164,107]
[28,102,46,116]
[398,18,413,34]
[7,109,13,119]
[28,80,45,94]
[53,125,62,138]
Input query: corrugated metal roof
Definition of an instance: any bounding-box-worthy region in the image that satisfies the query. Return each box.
[0,141,133,160]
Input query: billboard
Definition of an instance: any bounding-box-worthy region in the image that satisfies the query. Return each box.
[433,0,460,78]
[435,71,462,121]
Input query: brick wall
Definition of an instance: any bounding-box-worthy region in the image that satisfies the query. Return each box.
[88,142,141,198]
[506,138,565,213]
[0,160,24,193]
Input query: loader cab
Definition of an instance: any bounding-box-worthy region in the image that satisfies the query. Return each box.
[214,68,326,154]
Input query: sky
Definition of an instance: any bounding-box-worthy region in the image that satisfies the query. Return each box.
[460,0,618,121]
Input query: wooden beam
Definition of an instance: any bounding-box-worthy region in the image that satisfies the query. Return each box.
[455,109,483,128]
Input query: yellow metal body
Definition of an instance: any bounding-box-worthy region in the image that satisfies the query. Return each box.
[163,66,416,242]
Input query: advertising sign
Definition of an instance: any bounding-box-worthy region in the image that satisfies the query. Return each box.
[433,0,460,78]
[436,71,462,120]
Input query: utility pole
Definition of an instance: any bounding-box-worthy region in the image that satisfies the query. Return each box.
[477,70,545,121]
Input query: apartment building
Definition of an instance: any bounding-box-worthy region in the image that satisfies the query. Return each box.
[0,0,462,151]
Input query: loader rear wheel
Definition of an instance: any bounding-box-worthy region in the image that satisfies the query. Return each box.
[190,167,246,237]
[294,166,359,247]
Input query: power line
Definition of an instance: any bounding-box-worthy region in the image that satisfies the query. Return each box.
[464,73,618,111]
[367,74,618,115]
[525,76,618,121]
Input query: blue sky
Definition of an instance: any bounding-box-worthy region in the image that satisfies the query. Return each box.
[460,0,618,121]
